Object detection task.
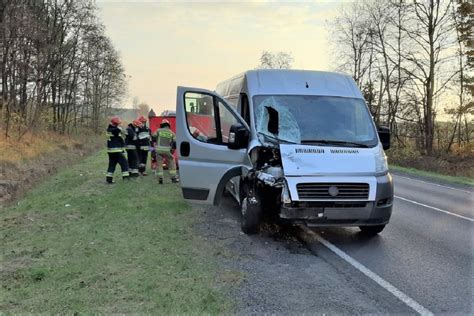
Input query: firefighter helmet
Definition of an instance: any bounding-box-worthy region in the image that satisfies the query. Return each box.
[160,119,171,128]
[132,119,141,127]
[138,115,147,123]
[110,116,122,126]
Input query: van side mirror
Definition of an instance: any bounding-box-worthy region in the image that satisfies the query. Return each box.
[228,124,249,150]
[377,126,390,150]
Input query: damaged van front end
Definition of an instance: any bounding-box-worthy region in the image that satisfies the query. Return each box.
[237,93,394,234]
[278,144,393,227]
[241,140,393,232]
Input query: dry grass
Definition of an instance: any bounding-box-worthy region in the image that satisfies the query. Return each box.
[387,143,474,179]
[0,130,89,166]
[0,128,102,205]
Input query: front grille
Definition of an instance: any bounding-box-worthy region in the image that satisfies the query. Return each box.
[294,201,368,208]
[297,183,369,200]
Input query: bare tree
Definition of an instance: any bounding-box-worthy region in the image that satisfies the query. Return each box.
[331,1,373,86]
[330,0,463,155]
[402,0,456,154]
[445,0,473,151]
[258,51,294,69]
[137,102,150,117]
[0,0,127,138]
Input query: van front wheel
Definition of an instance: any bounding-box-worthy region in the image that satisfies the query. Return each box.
[241,196,262,235]
[359,225,386,235]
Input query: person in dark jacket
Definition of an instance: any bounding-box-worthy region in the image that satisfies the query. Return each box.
[106,117,129,183]
[124,119,141,177]
[136,115,151,176]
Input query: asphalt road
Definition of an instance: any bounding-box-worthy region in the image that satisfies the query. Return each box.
[301,172,474,314]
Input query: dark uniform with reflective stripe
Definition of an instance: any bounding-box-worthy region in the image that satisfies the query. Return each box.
[124,123,140,177]
[136,124,151,174]
[106,124,129,183]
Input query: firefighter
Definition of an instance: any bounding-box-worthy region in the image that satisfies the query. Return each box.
[106,117,129,183]
[136,115,151,176]
[124,119,141,177]
[153,119,178,184]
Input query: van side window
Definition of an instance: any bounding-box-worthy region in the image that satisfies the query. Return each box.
[184,92,239,145]
[240,93,250,125]
[218,100,239,144]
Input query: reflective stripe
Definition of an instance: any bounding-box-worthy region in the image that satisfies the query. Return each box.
[156,146,170,153]
[130,169,139,174]
[122,171,130,176]
[155,128,175,147]
[106,172,114,177]
[107,148,124,153]
[156,171,164,176]
[169,170,177,176]
[140,146,149,150]
[138,132,150,139]
[125,145,136,150]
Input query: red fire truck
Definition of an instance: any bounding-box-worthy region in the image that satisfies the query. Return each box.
[148,107,217,169]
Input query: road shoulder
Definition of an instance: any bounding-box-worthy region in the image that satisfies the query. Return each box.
[192,198,414,314]
[390,165,473,189]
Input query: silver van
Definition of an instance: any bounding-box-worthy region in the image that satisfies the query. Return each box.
[175,69,393,235]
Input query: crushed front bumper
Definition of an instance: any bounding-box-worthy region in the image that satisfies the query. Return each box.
[280,174,393,226]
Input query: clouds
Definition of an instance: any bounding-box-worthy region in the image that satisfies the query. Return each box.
[96,1,341,112]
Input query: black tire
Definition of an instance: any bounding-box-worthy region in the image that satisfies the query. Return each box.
[240,196,262,235]
[359,225,386,235]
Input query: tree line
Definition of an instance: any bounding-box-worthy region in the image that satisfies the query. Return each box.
[0,0,127,138]
[331,0,473,154]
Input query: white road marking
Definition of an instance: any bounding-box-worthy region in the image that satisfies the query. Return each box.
[394,195,474,222]
[393,175,472,194]
[305,229,434,316]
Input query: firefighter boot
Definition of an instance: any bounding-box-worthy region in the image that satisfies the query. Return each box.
[106,176,115,184]
[171,176,179,183]
[122,171,130,180]
[158,177,163,184]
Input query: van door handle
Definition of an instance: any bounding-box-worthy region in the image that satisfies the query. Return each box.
[180,142,190,157]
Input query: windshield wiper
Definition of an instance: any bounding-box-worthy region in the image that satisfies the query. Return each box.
[300,140,369,148]
[258,132,297,144]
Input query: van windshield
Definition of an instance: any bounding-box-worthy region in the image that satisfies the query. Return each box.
[253,95,378,147]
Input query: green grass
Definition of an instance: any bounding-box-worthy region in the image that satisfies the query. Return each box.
[0,151,229,313]
[390,164,474,186]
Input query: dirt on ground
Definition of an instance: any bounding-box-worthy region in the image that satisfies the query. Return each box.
[192,198,411,314]
[0,140,101,208]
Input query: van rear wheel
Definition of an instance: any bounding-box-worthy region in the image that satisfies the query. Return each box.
[240,196,262,235]
[359,225,386,235]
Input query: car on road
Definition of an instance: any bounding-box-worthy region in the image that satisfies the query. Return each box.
[175,69,394,235]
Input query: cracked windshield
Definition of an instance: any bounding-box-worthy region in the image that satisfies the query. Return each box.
[254,95,378,146]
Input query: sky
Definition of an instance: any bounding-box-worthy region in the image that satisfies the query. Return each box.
[96,0,346,113]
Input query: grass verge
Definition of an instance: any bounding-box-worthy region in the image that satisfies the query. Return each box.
[0,150,229,313]
[0,130,94,165]
[390,164,474,186]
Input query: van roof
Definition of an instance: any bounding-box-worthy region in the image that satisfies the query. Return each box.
[218,69,363,99]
